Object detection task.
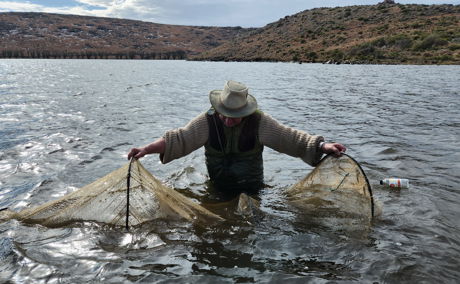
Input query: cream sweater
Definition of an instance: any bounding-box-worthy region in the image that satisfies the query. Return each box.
[161,112,324,166]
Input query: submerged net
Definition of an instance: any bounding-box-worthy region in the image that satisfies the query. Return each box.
[1,159,223,228]
[285,154,374,223]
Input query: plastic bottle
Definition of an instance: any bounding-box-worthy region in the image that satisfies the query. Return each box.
[380,178,410,189]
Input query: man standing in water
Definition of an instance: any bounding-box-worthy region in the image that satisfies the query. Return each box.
[128,80,346,197]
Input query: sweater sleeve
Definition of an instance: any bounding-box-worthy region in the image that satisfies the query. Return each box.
[161,112,209,164]
[258,112,324,166]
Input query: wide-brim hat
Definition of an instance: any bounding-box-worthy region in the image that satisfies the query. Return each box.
[209,80,257,118]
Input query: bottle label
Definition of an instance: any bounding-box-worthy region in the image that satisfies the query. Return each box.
[383,178,409,188]
[389,179,401,188]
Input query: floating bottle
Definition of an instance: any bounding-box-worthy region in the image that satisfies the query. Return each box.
[380,178,409,189]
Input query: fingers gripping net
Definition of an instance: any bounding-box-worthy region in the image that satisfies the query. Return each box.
[6,160,223,228]
[285,154,374,220]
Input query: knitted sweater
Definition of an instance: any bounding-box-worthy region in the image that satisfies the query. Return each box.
[161,112,325,166]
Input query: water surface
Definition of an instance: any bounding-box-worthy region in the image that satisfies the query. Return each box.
[0,59,459,283]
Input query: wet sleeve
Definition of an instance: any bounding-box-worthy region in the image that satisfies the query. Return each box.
[161,113,209,164]
[258,113,324,166]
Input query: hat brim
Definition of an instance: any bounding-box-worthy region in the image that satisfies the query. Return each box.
[209,90,258,118]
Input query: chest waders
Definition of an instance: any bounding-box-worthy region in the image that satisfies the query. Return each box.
[205,109,264,192]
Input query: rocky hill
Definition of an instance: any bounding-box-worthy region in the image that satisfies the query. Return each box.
[1,3,459,64]
[0,12,251,59]
[193,3,460,64]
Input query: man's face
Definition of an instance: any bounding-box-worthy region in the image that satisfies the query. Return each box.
[218,114,243,127]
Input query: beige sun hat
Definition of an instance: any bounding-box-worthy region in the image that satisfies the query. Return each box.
[209,80,258,118]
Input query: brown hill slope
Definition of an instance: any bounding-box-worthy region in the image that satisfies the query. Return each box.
[1,4,459,64]
[192,3,460,64]
[0,12,252,59]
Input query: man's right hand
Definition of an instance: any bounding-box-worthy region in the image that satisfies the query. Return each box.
[127,147,147,160]
[127,138,166,160]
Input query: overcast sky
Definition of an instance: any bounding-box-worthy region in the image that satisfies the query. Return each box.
[0,0,458,27]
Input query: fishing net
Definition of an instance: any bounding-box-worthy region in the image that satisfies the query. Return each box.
[0,154,375,229]
[285,154,374,224]
[0,159,224,228]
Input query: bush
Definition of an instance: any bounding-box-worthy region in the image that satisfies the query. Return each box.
[372,38,386,47]
[350,43,375,55]
[327,49,344,61]
[434,54,453,61]
[306,51,318,59]
[349,42,384,59]
[413,34,448,50]
[387,34,413,49]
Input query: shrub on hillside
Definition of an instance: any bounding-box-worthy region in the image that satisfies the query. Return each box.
[386,34,413,49]
[349,42,384,60]
[413,34,448,50]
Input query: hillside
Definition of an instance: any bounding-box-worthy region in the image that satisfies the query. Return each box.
[0,12,251,59]
[1,3,459,64]
[192,3,460,64]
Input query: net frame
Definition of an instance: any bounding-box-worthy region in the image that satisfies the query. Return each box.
[286,153,375,219]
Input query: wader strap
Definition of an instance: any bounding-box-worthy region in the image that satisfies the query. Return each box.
[212,114,225,154]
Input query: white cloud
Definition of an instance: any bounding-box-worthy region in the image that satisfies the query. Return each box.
[72,0,164,21]
[104,0,163,19]
[0,2,97,18]
[0,1,42,11]
[0,0,309,26]
[1,0,459,27]
[75,0,114,6]
[0,0,163,22]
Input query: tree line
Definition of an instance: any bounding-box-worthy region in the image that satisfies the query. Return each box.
[0,48,187,59]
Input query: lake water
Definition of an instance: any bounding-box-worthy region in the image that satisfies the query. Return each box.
[0,59,459,283]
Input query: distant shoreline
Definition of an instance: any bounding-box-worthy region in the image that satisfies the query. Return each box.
[1,57,459,66]
[2,4,459,65]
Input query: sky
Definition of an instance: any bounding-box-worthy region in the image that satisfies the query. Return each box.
[0,0,458,27]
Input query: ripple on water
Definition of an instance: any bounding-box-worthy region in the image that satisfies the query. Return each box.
[0,60,459,283]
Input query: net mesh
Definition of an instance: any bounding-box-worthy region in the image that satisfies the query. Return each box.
[285,154,374,221]
[0,154,374,229]
[2,159,223,228]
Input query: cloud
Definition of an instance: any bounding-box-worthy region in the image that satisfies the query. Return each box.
[0,1,83,15]
[148,0,313,27]
[0,0,163,21]
[0,0,309,26]
[102,0,163,20]
[1,0,459,27]
[75,0,113,6]
[0,1,42,11]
